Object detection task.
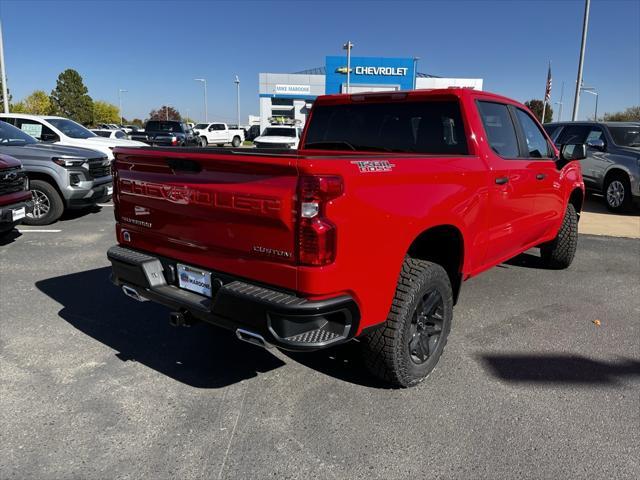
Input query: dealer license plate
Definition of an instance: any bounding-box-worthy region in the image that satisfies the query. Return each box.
[177,263,212,298]
[11,207,26,221]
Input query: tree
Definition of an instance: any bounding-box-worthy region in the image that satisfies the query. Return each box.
[524,99,554,123]
[93,100,120,125]
[49,69,94,125]
[602,106,640,122]
[182,116,196,124]
[11,90,52,115]
[149,105,181,121]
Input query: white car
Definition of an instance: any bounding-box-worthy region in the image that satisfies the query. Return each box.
[253,126,302,149]
[91,129,129,139]
[0,114,146,159]
[193,122,245,147]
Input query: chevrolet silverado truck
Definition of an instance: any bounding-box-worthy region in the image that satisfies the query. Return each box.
[107,89,586,387]
[0,153,32,234]
[130,121,201,147]
[193,122,245,147]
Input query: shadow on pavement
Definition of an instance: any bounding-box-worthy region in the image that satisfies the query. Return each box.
[503,251,552,269]
[59,205,103,222]
[36,267,285,389]
[582,193,640,216]
[0,228,22,246]
[480,354,640,385]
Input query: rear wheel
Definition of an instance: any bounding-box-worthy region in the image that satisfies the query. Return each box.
[24,179,64,226]
[200,136,208,147]
[604,173,632,212]
[361,257,453,388]
[231,136,241,148]
[540,203,578,269]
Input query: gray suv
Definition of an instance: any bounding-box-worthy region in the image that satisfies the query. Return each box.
[0,120,112,225]
[544,121,640,212]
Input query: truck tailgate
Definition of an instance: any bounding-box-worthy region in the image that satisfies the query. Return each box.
[113,148,299,290]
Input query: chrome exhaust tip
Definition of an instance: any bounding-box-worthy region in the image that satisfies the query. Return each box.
[122,285,148,302]
[236,328,273,349]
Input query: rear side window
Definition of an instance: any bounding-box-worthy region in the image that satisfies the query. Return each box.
[477,101,520,158]
[304,100,468,154]
[515,108,552,158]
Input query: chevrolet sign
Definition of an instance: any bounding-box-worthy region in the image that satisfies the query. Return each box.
[355,66,408,76]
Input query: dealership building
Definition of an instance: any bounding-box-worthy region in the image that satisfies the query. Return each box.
[258,56,483,132]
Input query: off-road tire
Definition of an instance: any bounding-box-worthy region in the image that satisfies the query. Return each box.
[23,180,64,226]
[604,172,632,212]
[231,136,241,148]
[540,203,578,269]
[361,257,453,388]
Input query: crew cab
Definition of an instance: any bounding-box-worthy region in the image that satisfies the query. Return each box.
[253,125,302,149]
[193,122,244,147]
[0,114,146,160]
[107,89,585,387]
[0,153,32,234]
[130,121,201,147]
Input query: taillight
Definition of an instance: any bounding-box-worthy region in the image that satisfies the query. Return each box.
[297,175,343,266]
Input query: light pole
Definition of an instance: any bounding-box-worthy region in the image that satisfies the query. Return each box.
[194,78,207,122]
[581,87,598,121]
[412,57,420,90]
[118,89,127,125]
[342,41,354,94]
[0,20,9,113]
[234,75,240,128]
[572,0,591,120]
[554,81,565,122]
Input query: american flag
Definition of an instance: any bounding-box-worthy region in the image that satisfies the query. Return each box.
[544,63,552,103]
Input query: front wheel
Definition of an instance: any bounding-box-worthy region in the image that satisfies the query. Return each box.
[540,203,578,269]
[231,136,241,148]
[23,179,64,226]
[604,173,632,212]
[361,257,453,388]
[200,136,208,147]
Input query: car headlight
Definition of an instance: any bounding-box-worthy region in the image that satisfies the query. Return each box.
[52,156,87,168]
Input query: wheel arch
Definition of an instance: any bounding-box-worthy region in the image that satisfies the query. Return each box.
[406,224,465,304]
[603,166,631,186]
[26,171,64,198]
[568,188,584,221]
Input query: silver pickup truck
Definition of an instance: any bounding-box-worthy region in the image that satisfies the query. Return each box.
[0,120,112,225]
[544,121,640,212]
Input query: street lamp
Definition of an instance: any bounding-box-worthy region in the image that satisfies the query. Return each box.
[234,75,240,128]
[194,78,208,122]
[0,20,9,113]
[581,87,598,121]
[342,41,354,94]
[412,57,420,90]
[118,89,128,125]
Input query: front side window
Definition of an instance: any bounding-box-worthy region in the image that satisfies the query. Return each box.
[515,108,552,158]
[0,120,38,145]
[114,131,126,139]
[477,101,519,158]
[304,100,468,154]
[45,118,96,139]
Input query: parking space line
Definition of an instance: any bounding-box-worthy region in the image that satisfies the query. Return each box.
[16,229,62,233]
[97,203,113,207]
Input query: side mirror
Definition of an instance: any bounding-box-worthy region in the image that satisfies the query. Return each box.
[586,138,605,151]
[560,143,587,162]
[40,132,60,143]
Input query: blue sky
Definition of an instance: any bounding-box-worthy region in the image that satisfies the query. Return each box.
[1,0,638,122]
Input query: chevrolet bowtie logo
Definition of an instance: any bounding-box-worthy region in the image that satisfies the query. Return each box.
[335,66,352,74]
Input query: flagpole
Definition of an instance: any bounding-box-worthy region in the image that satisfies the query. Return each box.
[541,61,550,123]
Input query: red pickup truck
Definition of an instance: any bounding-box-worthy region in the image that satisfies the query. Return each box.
[0,154,32,234]
[108,89,585,387]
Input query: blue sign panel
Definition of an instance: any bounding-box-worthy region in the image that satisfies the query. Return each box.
[325,56,415,94]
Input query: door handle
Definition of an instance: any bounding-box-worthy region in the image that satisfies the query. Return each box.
[536,173,547,180]
[495,176,509,185]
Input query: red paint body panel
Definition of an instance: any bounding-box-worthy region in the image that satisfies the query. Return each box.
[0,154,30,207]
[112,89,584,335]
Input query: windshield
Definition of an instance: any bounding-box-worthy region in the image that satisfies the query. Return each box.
[46,118,96,139]
[194,123,208,130]
[263,127,296,137]
[304,100,468,154]
[0,120,38,145]
[608,126,640,147]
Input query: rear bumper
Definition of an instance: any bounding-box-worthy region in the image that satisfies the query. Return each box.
[107,245,360,351]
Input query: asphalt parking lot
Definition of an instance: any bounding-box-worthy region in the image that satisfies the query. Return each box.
[1,205,639,480]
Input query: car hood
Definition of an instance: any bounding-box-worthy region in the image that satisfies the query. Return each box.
[0,152,22,169]
[84,136,147,147]
[254,136,297,143]
[0,142,106,160]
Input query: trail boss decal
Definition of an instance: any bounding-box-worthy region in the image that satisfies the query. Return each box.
[351,160,395,173]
